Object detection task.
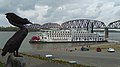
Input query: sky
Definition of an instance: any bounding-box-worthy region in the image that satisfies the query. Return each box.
[0,0,120,27]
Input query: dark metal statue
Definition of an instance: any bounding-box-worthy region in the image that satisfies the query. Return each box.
[1,13,32,57]
[5,13,31,26]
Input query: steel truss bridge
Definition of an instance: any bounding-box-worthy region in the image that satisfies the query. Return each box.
[61,19,120,29]
[27,19,120,30]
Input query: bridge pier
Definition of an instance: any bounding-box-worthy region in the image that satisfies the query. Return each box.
[104,27,109,39]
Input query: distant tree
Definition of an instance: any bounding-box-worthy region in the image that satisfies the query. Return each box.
[0,26,18,31]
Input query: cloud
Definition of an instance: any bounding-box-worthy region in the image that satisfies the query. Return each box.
[96,1,120,25]
[17,5,49,24]
[0,14,10,26]
[1,0,120,26]
[0,0,37,14]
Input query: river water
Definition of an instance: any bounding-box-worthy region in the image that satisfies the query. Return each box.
[0,31,120,52]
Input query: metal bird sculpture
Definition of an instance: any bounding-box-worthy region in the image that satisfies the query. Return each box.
[1,13,32,57]
[5,13,31,26]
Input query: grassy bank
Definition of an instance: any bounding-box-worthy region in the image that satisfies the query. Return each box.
[20,53,93,67]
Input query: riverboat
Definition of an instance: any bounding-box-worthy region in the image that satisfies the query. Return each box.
[29,29,107,43]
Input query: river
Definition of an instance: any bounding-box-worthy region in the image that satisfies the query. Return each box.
[0,31,120,52]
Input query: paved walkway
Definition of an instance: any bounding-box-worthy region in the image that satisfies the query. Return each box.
[0,51,71,67]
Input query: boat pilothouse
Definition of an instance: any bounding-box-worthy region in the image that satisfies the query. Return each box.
[30,28,107,43]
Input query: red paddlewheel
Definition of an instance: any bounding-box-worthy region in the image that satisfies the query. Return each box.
[31,36,40,40]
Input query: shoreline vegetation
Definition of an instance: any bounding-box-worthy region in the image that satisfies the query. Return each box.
[0,26,120,32]
[0,26,39,32]
[0,26,18,31]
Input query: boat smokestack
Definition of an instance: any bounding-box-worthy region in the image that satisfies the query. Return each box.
[91,23,93,33]
[87,22,89,31]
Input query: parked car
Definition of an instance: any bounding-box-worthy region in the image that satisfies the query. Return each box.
[81,47,89,51]
[96,48,102,52]
[107,48,115,52]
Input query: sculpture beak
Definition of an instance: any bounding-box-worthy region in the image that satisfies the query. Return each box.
[29,22,33,24]
[5,13,8,15]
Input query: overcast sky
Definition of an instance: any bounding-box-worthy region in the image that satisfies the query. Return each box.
[0,0,120,26]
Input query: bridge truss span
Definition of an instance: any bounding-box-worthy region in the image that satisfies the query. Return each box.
[108,20,120,29]
[61,19,106,29]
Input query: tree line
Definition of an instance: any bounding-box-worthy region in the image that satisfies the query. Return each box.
[0,26,39,32]
[0,26,18,31]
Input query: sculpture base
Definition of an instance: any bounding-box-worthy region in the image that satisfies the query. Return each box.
[6,54,26,67]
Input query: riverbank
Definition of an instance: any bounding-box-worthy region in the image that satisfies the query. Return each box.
[22,42,120,67]
[0,42,120,67]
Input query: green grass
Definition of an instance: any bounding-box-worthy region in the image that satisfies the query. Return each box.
[0,62,5,67]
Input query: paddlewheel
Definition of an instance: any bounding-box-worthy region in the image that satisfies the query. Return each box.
[31,36,40,40]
